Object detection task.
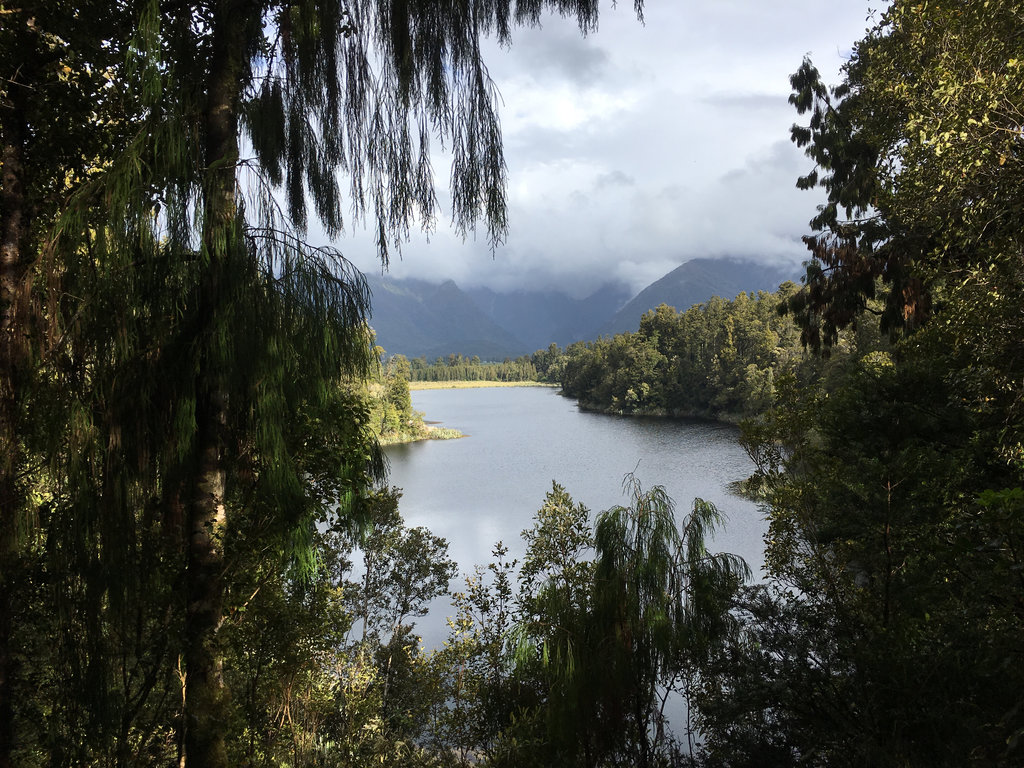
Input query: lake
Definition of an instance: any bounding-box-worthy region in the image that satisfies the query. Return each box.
[383,386,766,647]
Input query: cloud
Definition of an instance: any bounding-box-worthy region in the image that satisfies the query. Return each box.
[699,92,789,113]
[327,1,880,298]
[596,170,635,189]
[506,25,612,88]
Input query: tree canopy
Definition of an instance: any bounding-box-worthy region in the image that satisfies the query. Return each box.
[0,1,646,766]
[692,2,1024,764]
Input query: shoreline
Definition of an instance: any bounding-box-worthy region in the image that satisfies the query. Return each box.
[571,397,747,425]
[378,423,464,446]
[409,380,557,391]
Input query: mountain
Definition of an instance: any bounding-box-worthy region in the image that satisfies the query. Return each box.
[467,282,631,353]
[365,276,528,360]
[364,258,802,359]
[604,257,802,335]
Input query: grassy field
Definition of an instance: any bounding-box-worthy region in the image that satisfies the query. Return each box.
[409,380,558,390]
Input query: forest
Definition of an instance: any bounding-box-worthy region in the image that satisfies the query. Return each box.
[2,0,1022,766]
[403,354,540,384]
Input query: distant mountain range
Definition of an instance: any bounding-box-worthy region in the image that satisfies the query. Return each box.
[363,277,525,360]
[602,258,801,336]
[465,282,633,353]
[365,257,802,360]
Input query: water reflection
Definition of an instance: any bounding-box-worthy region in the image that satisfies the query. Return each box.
[384,386,766,647]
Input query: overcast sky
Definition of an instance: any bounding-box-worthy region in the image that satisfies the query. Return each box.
[327,1,880,298]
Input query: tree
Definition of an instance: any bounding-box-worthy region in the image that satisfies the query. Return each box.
[220,487,457,767]
[707,344,1024,765]
[31,1,649,764]
[383,375,413,432]
[510,480,747,767]
[352,490,456,647]
[0,3,141,763]
[518,482,594,617]
[785,0,1024,355]
[3,0,660,762]
[592,479,748,766]
[506,484,596,766]
[753,6,1024,760]
[439,542,521,765]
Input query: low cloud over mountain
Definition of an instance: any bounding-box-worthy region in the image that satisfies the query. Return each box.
[367,257,802,360]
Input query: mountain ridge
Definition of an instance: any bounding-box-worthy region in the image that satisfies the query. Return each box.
[365,257,803,359]
[365,275,528,360]
[465,282,632,353]
[603,257,801,335]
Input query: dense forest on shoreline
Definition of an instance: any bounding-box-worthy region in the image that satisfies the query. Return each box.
[401,353,540,384]
[3,0,1023,766]
[389,283,884,426]
[557,285,815,420]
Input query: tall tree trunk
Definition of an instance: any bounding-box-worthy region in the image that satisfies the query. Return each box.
[183,3,247,766]
[184,391,230,768]
[0,85,29,768]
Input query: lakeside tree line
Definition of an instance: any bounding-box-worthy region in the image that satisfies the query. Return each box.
[390,285,884,425]
[557,285,825,420]
[400,353,540,384]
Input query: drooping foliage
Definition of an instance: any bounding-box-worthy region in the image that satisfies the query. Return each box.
[1,0,649,765]
[500,480,747,768]
[0,3,146,764]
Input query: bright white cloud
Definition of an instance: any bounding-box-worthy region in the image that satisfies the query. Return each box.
[503,83,640,134]
[329,0,882,298]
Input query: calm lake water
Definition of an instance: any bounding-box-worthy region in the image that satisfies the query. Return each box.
[384,386,766,646]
